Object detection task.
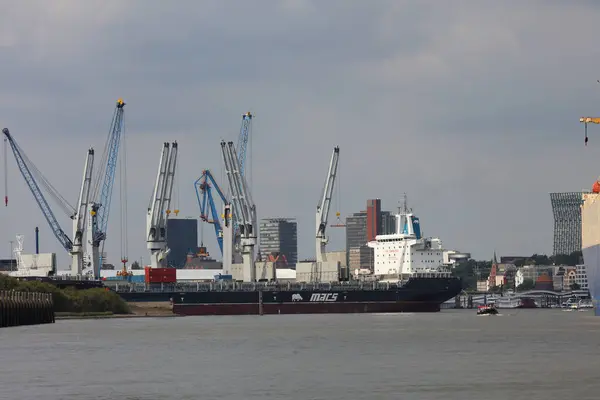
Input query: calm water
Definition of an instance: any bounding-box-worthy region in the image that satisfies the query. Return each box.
[1,309,599,400]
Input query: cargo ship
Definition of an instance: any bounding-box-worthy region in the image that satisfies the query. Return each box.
[144,197,461,315]
[170,276,461,315]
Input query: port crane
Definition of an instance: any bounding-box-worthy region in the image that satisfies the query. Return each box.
[3,128,95,275]
[316,146,340,263]
[87,99,126,277]
[221,140,256,281]
[195,111,253,258]
[147,141,178,269]
[232,112,253,255]
[194,169,227,255]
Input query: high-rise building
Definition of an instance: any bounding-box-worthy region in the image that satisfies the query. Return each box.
[346,199,400,271]
[550,192,586,255]
[259,218,298,267]
[346,211,367,251]
[366,199,381,242]
[381,211,397,235]
[166,218,198,268]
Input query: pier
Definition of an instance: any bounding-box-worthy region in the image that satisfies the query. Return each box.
[0,291,55,327]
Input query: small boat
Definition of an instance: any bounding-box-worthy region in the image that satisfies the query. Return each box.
[477,304,498,315]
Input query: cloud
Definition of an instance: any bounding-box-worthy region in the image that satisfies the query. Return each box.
[1,0,600,270]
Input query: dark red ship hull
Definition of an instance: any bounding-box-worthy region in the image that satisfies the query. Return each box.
[171,276,462,316]
[173,301,442,315]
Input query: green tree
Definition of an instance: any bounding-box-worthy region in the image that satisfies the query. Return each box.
[517,279,535,291]
[570,282,581,290]
[131,261,141,270]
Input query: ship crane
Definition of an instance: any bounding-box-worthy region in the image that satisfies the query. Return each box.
[220,140,257,282]
[580,117,600,146]
[316,146,340,263]
[146,142,178,269]
[3,128,94,276]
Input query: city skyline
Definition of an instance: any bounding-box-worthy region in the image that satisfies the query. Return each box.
[2,2,600,267]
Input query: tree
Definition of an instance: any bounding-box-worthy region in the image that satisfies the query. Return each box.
[131,261,141,270]
[517,279,535,291]
[570,282,581,290]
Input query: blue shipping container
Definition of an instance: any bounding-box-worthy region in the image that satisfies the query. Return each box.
[128,275,146,283]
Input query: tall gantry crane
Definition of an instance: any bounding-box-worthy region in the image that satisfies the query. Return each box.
[194,169,227,255]
[316,146,340,263]
[3,128,95,275]
[221,140,257,282]
[147,141,178,269]
[87,98,126,277]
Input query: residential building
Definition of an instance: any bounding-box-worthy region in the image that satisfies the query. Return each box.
[259,218,298,267]
[575,264,588,290]
[166,218,198,268]
[550,192,587,255]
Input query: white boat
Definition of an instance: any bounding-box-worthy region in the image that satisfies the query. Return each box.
[578,299,594,309]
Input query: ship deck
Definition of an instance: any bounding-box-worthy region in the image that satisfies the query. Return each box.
[106,272,456,294]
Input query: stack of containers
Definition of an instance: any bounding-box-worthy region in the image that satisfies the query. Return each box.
[144,267,177,284]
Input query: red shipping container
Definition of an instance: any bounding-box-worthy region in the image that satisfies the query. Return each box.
[144,267,176,283]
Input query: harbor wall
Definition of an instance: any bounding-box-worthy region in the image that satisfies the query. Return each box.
[0,290,55,327]
[581,193,600,316]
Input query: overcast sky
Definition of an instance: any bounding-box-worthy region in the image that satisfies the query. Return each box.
[1,0,600,268]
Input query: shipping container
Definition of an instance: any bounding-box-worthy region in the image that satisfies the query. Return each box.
[145,267,177,283]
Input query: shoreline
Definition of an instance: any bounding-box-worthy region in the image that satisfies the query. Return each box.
[56,301,178,320]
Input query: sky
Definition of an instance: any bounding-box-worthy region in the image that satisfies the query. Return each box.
[2,0,600,268]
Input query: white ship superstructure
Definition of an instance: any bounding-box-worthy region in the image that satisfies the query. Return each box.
[368,197,446,282]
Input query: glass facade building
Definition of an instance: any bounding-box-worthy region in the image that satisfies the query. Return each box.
[550,192,586,256]
[259,218,298,267]
[166,218,198,268]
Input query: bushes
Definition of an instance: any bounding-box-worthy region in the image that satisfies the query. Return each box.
[0,274,130,314]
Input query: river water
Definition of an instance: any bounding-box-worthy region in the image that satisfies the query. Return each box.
[1,309,599,400]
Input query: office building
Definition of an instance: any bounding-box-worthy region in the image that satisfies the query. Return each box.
[550,192,586,255]
[166,218,198,268]
[259,218,298,267]
[346,199,400,271]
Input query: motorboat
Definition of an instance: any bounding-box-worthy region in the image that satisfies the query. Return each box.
[477,304,498,315]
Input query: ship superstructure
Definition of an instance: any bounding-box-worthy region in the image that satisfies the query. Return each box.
[368,195,445,282]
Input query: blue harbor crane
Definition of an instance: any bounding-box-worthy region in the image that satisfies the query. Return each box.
[194,169,227,255]
[87,99,127,277]
[3,128,95,276]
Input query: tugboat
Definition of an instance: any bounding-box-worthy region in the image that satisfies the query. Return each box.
[477,304,498,316]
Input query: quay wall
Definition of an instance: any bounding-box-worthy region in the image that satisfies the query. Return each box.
[0,290,55,327]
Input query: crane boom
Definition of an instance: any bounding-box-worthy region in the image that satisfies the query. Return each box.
[2,128,73,252]
[221,140,256,282]
[146,142,178,268]
[194,169,228,254]
[237,112,253,178]
[86,99,126,277]
[580,117,600,124]
[96,98,126,241]
[71,148,94,275]
[316,146,340,263]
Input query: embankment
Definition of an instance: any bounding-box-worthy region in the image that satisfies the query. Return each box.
[0,274,131,317]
